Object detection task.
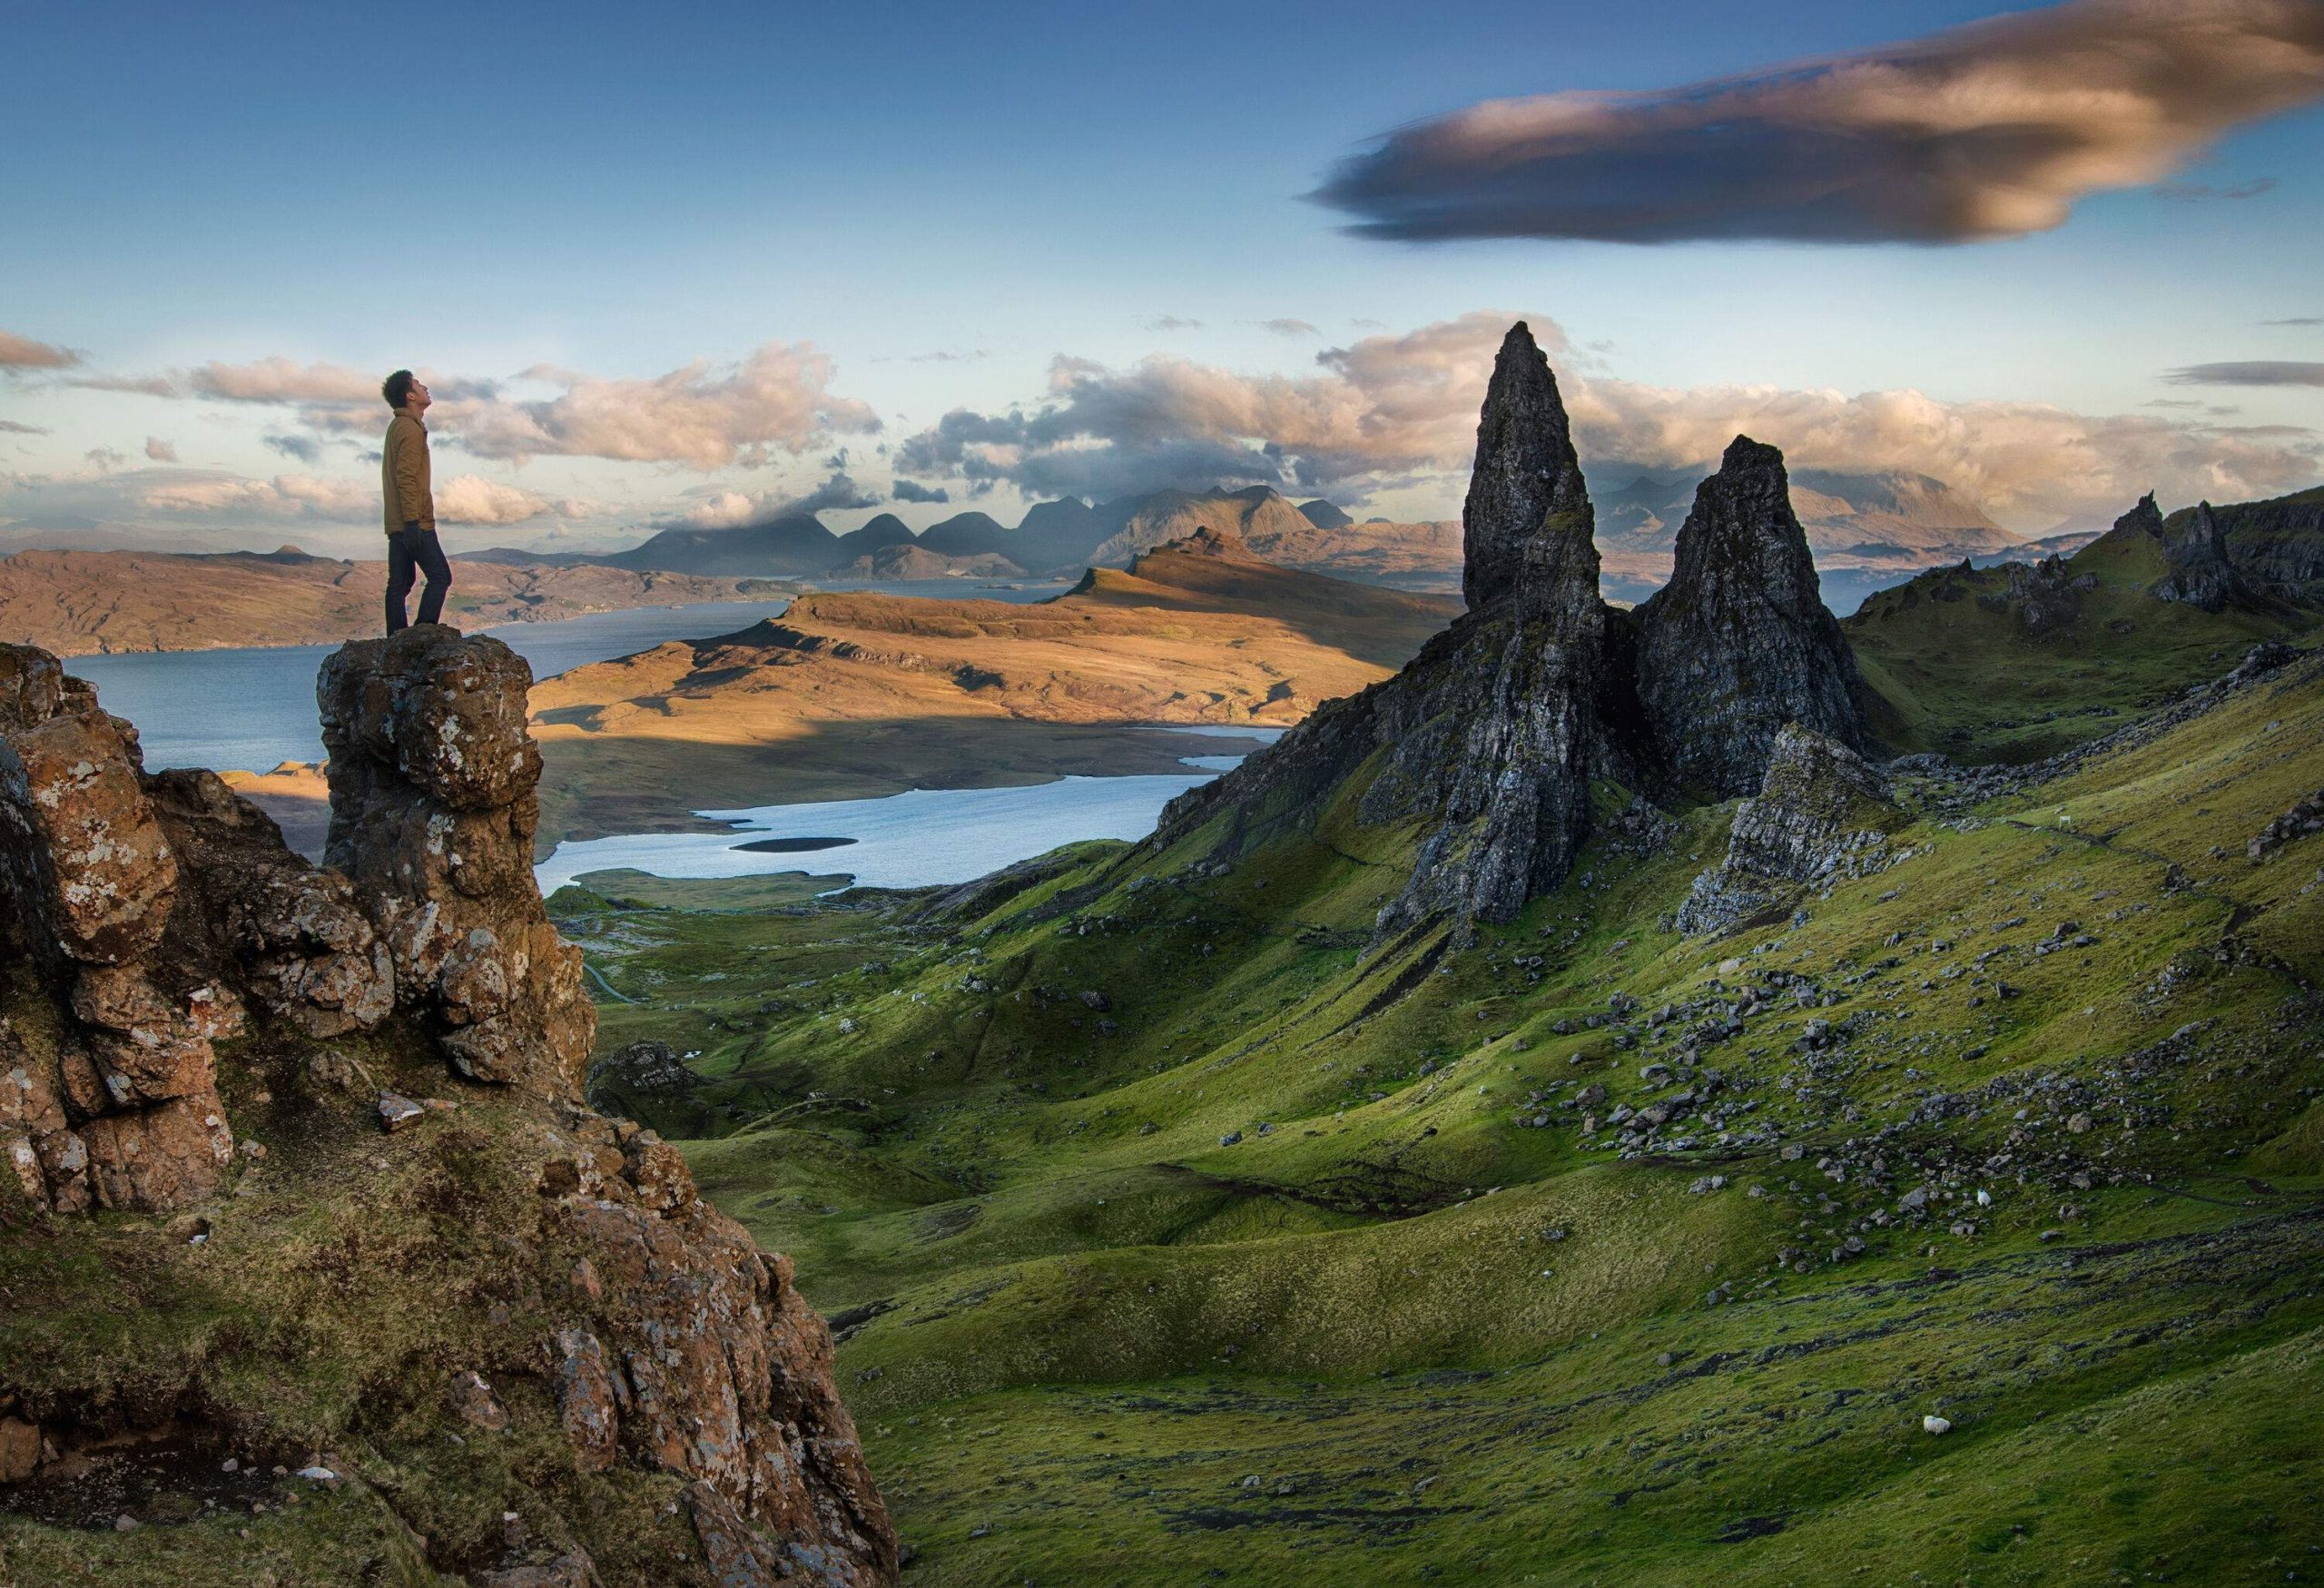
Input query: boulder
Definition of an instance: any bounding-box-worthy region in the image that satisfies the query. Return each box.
[583,1039,699,1118]
[320,627,593,1097]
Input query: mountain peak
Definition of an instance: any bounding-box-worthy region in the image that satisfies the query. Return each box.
[1461,320,1596,609]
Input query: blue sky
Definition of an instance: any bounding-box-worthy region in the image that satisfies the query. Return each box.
[3,0,2319,554]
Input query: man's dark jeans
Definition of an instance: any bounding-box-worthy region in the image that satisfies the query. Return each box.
[385,526,451,632]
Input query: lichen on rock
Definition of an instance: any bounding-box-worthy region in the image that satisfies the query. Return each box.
[1,642,231,1212]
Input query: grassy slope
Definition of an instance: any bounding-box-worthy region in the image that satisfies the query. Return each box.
[1844,525,2311,763]
[552,643,2324,1585]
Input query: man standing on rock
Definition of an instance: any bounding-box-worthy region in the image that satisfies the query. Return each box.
[380,369,450,632]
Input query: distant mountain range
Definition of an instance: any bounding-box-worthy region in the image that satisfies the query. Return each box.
[468,488,1364,584]
[462,469,2041,611]
[1598,467,2019,559]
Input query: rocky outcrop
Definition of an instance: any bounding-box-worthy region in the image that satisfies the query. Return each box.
[1141,323,1641,932]
[1637,436,1866,795]
[2001,555,2095,636]
[1140,327,1874,937]
[0,644,233,1212]
[2198,488,2324,602]
[585,1038,702,1122]
[145,767,396,1038]
[2118,493,2255,612]
[320,627,595,1097]
[1675,725,1905,936]
[2,631,898,1585]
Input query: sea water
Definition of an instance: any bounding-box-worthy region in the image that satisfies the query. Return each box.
[535,768,1242,894]
[65,585,1077,774]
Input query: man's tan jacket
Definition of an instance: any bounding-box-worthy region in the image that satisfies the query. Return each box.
[382,411,435,533]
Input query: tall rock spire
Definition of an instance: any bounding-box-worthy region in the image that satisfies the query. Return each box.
[1144,321,1620,936]
[1635,435,1865,796]
[1462,321,1597,610]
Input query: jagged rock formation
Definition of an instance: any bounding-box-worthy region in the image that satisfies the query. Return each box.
[2191,487,2324,602]
[2116,492,2255,612]
[146,767,396,1039]
[1,644,235,1212]
[1,631,898,1585]
[1999,554,2095,636]
[1637,437,1867,795]
[1147,323,1637,933]
[321,627,596,1096]
[1461,321,1595,609]
[1675,725,1905,936]
[1142,325,1866,936]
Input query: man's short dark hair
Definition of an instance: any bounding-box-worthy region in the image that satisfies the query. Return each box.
[382,370,416,410]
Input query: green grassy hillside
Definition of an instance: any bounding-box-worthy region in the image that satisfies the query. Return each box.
[554,642,2324,1585]
[1844,527,2311,763]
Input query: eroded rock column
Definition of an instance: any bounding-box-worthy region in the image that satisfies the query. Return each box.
[320,627,594,1097]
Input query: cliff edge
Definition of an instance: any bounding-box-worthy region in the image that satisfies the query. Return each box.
[0,629,895,1586]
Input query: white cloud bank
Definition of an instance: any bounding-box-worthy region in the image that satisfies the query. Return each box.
[898,312,2320,527]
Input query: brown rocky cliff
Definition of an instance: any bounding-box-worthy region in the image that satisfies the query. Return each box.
[1,643,236,1213]
[0,629,896,1586]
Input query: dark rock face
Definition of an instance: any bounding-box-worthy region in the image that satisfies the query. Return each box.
[1462,321,1595,609]
[1637,436,1866,796]
[2199,489,2324,601]
[2144,496,2253,612]
[1153,322,1630,933]
[1675,725,1904,936]
[320,626,594,1096]
[1362,593,1616,932]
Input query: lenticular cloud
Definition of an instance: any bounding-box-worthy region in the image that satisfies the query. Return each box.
[1315,0,2324,244]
